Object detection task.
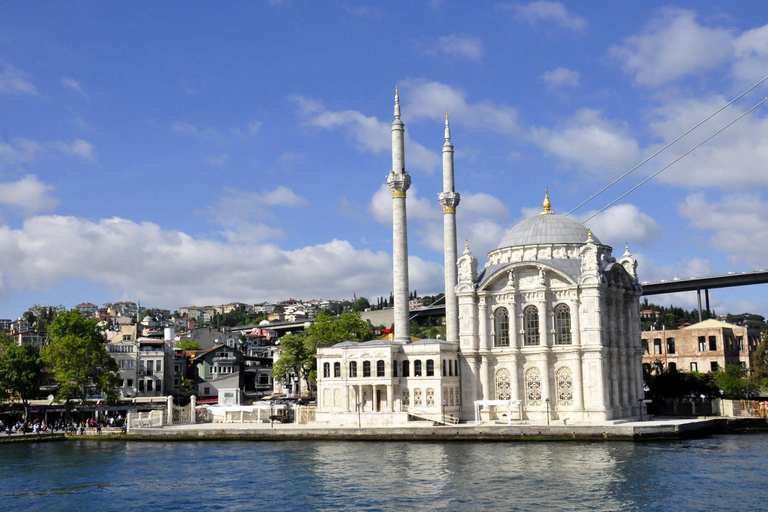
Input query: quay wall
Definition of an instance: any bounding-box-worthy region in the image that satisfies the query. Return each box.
[126,419,724,442]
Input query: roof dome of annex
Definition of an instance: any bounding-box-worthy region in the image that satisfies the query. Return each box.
[495,190,600,250]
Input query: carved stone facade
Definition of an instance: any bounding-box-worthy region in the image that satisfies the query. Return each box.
[457,194,644,422]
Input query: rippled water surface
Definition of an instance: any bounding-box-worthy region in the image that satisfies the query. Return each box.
[2,434,768,511]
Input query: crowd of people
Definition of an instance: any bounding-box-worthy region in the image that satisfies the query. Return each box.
[1,415,126,436]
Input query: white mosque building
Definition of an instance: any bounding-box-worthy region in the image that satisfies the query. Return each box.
[315,90,644,425]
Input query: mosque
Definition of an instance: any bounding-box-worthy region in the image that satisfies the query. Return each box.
[315,89,644,425]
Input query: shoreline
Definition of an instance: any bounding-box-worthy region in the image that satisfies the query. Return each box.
[3,417,766,444]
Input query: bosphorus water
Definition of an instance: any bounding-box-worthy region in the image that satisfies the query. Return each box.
[2,434,767,511]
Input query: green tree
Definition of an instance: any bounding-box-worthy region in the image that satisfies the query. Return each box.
[271,332,310,388]
[43,310,119,403]
[0,335,46,419]
[176,339,203,351]
[351,297,370,312]
[271,311,374,392]
[751,334,768,389]
[712,363,753,399]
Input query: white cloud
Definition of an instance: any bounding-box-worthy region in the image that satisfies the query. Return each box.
[530,108,640,176]
[0,138,96,168]
[422,35,484,61]
[206,153,229,167]
[61,77,87,98]
[402,80,521,135]
[0,139,43,166]
[172,122,225,143]
[0,175,59,215]
[294,95,440,174]
[511,1,586,31]
[733,25,768,85]
[645,94,768,189]
[368,184,510,258]
[345,6,385,18]
[678,192,768,269]
[0,64,37,95]
[609,8,733,87]
[209,186,308,226]
[51,139,97,162]
[580,203,660,248]
[0,214,442,307]
[541,67,579,88]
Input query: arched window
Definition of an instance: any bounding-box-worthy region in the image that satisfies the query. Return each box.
[524,305,540,346]
[494,307,510,347]
[454,360,458,376]
[426,360,434,376]
[393,362,398,377]
[555,304,572,345]
[363,360,371,377]
[323,362,330,378]
[414,388,422,406]
[376,360,385,377]
[556,366,574,406]
[448,360,452,376]
[333,362,341,378]
[524,366,542,406]
[414,360,423,377]
[402,360,410,377]
[495,368,511,400]
[349,361,357,378]
[442,359,446,376]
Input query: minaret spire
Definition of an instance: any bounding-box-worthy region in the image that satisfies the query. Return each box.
[394,85,401,120]
[387,87,411,343]
[439,109,460,343]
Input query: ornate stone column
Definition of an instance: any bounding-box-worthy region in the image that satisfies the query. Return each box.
[573,353,584,411]
[509,295,519,348]
[571,296,581,346]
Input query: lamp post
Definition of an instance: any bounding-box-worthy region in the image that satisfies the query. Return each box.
[545,398,550,426]
[357,401,362,428]
[443,399,447,425]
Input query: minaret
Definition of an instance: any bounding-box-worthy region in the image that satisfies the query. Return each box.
[387,86,412,343]
[438,111,460,343]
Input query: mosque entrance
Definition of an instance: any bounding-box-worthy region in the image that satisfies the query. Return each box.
[376,390,382,412]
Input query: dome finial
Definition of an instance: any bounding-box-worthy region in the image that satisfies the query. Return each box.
[540,188,554,215]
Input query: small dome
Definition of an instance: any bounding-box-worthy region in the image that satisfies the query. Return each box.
[496,214,598,249]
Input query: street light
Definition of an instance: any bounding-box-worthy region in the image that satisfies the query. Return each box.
[442,399,447,425]
[545,398,550,426]
[357,401,362,428]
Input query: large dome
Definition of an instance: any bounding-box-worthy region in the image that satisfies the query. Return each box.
[495,191,599,250]
[496,214,597,249]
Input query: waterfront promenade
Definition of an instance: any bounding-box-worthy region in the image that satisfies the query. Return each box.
[125,416,731,441]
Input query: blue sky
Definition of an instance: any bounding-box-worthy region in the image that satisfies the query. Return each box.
[2,1,768,318]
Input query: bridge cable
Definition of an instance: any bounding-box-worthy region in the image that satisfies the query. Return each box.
[581,96,768,223]
[565,72,768,217]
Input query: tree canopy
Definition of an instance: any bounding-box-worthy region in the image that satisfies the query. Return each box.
[176,339,203,351]
[0,335,45,418]
[272,311,373,391]
[43,310,119,402]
